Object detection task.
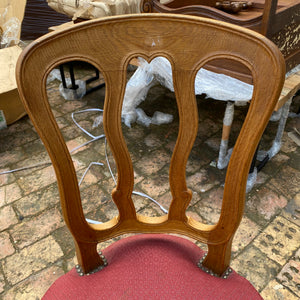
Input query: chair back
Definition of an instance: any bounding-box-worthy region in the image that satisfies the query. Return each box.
[16,13,285,275]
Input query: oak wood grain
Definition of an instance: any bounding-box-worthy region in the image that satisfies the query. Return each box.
[16,13,285,275]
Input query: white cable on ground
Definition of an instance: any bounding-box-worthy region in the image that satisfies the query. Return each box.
[0,161,51,175]
[70,135,104,154]
[78,162,104,186]
[104,139,168,214]
[0,107,168,216]
[73,109,168,222]
[71,108,105,139]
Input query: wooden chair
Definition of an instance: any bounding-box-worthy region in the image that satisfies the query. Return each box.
[16,14,285,299]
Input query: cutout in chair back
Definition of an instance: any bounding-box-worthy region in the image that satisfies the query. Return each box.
[16,14,285,275]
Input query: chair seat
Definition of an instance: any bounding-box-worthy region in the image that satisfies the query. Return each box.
[43,234,262,299]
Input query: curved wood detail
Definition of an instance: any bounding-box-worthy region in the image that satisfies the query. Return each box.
[102,72,137,221]
[168,69,198,221]
[150,2,264,28]
[140,0,155,12]
[17,14,285,275]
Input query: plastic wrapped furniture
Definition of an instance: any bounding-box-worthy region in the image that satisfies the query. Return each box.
[141,0,300,76]
[47,0,142,21]
[16,14,285,299]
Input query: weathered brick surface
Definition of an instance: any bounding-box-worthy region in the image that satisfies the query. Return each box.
[0,271,5,293]
[10,208,64,249]
[231,246,280,291]
[261,279,298,300]
[0,183,22,207]
[139,175,170,199]
[0,206,18,231]
[66,136,90,153]
[17,165,56,195]
[253,216,299,266]
[2,266,64,300]
[277,248,300,297]
[268,166,300,198]
[232,216,261,255]
[0,187,4,207]
[0,169,15,187]
[135,149,170,175]
[281,132,298,153]
[281,192,300,226]
[0,232,15,260]
[0,149,26,167]
[2,236,63,285]
[190,187,224,225]
[186,169,220,194]
[14,184,59,217]
[246,188,288,223]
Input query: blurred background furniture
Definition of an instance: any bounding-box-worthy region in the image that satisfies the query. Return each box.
[141,0,300,79]
[21,0,70,40]
[17,14,285,298]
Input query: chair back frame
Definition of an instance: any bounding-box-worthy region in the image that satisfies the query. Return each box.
[16,13,285,275]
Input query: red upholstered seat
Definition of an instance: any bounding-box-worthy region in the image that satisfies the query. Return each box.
[43,234,262,299]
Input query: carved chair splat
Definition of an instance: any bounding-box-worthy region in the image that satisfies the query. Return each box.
[16,14,285,299]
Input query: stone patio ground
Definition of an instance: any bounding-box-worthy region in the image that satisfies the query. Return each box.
[0,62,299,299]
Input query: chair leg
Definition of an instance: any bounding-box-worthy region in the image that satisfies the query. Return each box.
[217,101,234,169]
[202,239,233,276]
[246,97,292,192]
[75,240,104,274]
[257,96,293,162]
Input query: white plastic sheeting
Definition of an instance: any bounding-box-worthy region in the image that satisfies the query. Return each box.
[47,69,87,101]
[47,0,141,20]
[0,1,26,48]
[59,78,86,100]
[122,57,253,127]
[0,16,20,48]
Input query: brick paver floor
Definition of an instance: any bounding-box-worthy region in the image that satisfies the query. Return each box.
[0,62,299,299]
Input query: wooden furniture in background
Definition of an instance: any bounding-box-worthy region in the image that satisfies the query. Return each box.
[21,0,71,40]
[141,0,299,81]
[217,69,300,174]
[16,14,285,298]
